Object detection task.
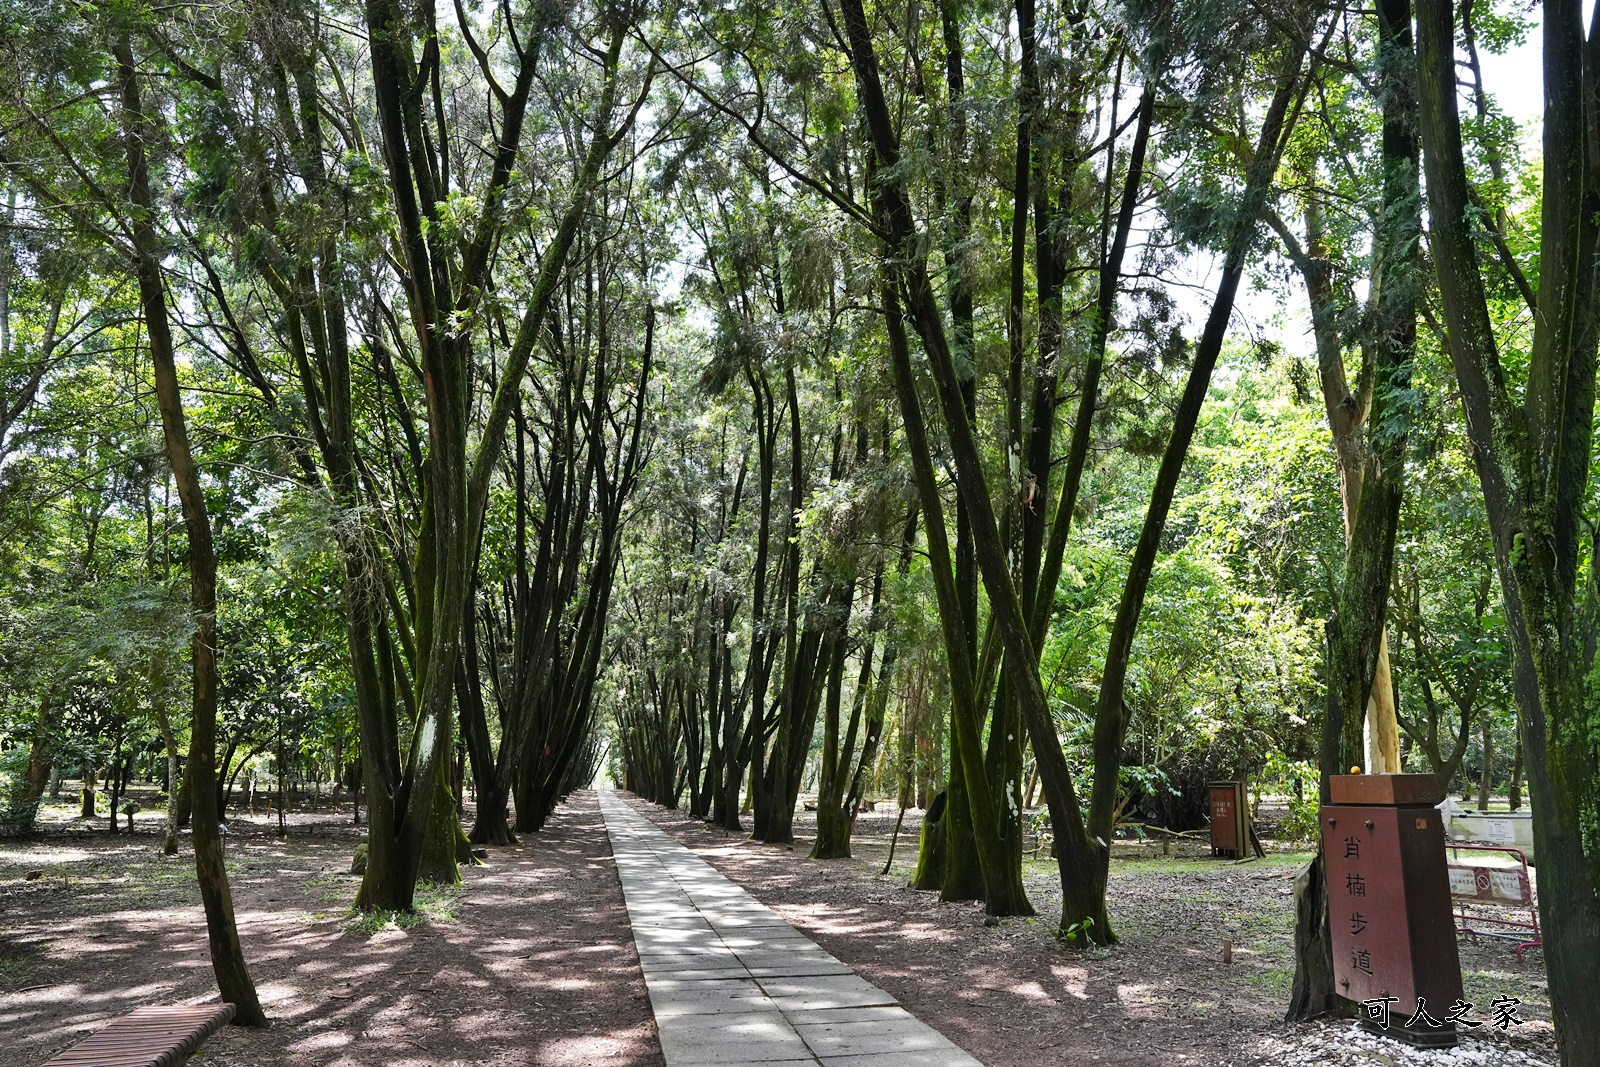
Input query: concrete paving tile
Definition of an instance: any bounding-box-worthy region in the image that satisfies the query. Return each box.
[645,976,775,1017]
[767,991,900,1012]
[637,946,741,961]
[779,1006,917,1026]
[645,975,764,993]
[722,930,821,950]
[742,959,855,977]
[758,975,900,1010]
[690,896,764,906]
[656,1013,813,1062]
[733,946,838,965]
[707,914,798,930]
[651,992,784,1019]
[794,1019,959,1057]
[634,926,723,944]
[758,975,892,996]
[643,965,756,981]
[817,1052,982,1067]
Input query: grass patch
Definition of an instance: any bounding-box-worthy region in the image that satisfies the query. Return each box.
[304,873,353,907]
[341,880,464,935]
[0,956,30,986]
[1239,965,1294,998]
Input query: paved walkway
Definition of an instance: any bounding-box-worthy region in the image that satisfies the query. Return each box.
[599,791,983,1067]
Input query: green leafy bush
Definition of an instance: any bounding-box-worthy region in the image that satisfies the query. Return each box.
[1262,751,1320,844]
[0,746,41,836]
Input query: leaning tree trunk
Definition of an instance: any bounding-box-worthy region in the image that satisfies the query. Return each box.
[116,36,264,1026]
[1085,46,1307,925]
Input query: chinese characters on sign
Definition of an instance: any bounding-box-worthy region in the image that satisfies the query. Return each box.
[1322,776,1464,1047]
[1362,996,1524,1032]
[1343,834,1370,975]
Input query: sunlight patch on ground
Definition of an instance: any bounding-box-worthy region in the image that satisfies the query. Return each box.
[0,846,98,865]
[288,1028,353,1053]
[1003,979,1055,1001]
[1047,964,1091,998]
[537,1034,634,1064]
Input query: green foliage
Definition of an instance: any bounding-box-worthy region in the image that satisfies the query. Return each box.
[1261,752,1320,844]
[1057,914,1097,945]
[343,882,463,935]
[0,747,39,835]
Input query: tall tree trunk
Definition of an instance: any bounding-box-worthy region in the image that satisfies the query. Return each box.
[21,689,56,824]
[1415,0,1600,1053]
[1508,732,1523,811]
[153,670,182,857]
[107,734,124,835]
[1477,716,1494,811]
[1288,0,1420,1021]
[1086,51,1306,894]
[726,377,778,834]
[1276,188,1408,775]
[115,36,265,1026]
[882,284,1032,916]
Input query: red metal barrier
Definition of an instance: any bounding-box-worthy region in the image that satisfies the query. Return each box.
[1447,844,1540,962]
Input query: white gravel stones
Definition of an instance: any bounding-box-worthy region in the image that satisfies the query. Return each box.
[1248,1019,1554,1067]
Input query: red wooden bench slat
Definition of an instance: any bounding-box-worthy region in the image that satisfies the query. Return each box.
[40,1004,236,1067]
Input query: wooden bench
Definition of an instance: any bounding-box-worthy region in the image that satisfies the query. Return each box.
[42,1004,235,1067]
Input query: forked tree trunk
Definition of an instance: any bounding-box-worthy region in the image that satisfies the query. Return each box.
[940,729,985,902]
[882,287,1032,917]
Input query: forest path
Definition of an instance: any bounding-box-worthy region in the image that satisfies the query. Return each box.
[600,791,983,1067]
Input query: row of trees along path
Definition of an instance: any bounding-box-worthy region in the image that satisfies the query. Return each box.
[0,0,1595,1063]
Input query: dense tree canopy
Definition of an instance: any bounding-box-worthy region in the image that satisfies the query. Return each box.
[1,0,1595,1060]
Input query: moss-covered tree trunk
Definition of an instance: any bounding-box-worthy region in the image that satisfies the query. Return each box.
[910,790,949,890]
[1415,1,1600,1055]
[882,287,1032,916]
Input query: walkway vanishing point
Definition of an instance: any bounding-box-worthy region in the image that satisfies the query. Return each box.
[600,791,985,1067]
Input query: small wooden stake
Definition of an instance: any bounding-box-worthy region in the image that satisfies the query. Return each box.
[1222,938,1233,964]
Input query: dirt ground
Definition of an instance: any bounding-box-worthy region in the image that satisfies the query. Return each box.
[0,789,661,1067]
[0,787,1559,1066]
